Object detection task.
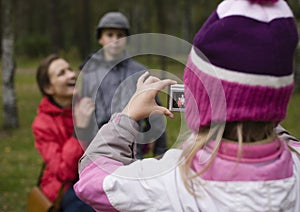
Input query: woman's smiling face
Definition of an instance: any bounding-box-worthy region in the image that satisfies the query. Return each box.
[44,58,77,107]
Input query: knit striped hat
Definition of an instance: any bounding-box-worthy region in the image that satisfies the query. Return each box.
[184,0,299,132]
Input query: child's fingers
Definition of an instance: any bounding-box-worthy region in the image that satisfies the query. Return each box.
[153,106,174,119]
[144,76,160,84]
[137,71,149,87]
[153,79,177,91]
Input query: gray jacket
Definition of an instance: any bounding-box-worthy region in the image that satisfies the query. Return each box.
[78,51,167,153]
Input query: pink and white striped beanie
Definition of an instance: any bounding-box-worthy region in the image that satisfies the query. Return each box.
[184,0,299,132]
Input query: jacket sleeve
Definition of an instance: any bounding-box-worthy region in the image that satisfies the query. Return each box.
[33,116,84,182]
[78,113,139,171]
[74,113,139,211]
[75,144,183,212]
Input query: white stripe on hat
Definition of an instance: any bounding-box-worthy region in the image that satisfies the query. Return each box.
[190,47,293,88]
[217,0,293,23]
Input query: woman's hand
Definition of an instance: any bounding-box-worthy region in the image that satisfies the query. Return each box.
[122,72,177,121]
[74,97,95,128]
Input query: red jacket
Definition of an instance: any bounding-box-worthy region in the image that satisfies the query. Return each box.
[32,97,84,202]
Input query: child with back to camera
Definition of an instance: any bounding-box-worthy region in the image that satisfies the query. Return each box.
[74,0,300,211]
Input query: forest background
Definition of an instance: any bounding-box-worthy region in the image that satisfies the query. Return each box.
[0,0,300,211]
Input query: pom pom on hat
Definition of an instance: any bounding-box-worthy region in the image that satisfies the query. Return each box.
[184,0,299,132]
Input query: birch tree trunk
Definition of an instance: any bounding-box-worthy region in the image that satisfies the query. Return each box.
[1,0,18,128]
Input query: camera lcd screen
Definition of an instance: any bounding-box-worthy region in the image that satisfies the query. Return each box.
[168,84,185,112]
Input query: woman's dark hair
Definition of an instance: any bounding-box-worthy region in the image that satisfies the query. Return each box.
[36,54,60,97]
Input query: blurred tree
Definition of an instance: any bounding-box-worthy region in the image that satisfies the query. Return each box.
[1,0,19,128]
[77,0,91,59]
[181,0,192,42]
[288,0,300,19]
[155,0,167,72]
[15,0,52,57]
[0,0,2,55]
[49,0,63,53]
[7,0,300,60]
[294,23,300,92]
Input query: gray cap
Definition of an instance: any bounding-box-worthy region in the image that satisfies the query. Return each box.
[96,12,130,39]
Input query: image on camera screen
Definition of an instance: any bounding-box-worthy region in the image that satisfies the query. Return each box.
[169,84,185,112]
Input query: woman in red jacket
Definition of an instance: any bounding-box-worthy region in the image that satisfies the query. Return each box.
[32,54,95,211]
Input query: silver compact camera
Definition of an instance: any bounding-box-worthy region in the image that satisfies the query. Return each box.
[168,84,185,112]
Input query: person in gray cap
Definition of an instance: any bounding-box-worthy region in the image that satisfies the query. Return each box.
[78,12,167,159]
[96,12,129,41]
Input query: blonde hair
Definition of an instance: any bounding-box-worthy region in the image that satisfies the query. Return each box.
[179,121,275,196]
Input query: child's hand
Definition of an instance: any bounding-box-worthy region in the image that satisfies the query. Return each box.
[122,72,177,121]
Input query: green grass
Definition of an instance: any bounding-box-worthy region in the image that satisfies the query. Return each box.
[0,57,300,211]
[0,66,42,212]
[0,57,185,211]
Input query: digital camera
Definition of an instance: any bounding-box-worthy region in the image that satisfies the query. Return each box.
[168,84,185,112]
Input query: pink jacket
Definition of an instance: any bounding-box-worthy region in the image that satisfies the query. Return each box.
[32,97,84,202]
[75,113,300,211]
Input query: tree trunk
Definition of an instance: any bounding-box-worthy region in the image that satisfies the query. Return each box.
[295,49,300,92]
[78,0,90,59]
[181,0,192,43]
[155,0,167,77]
[49,0,63,53]
[294,23,300,92]
[0,0,2,56]
[1,0,19,128]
